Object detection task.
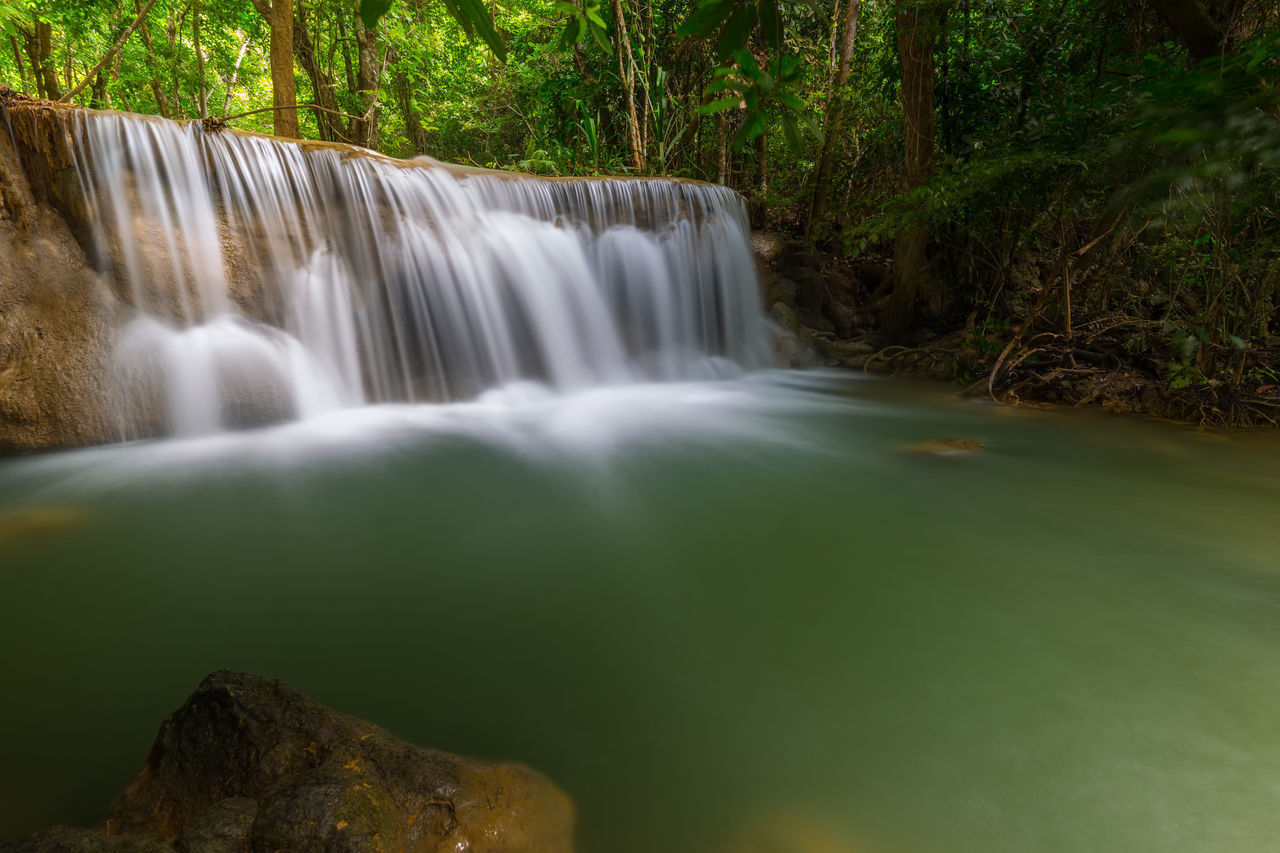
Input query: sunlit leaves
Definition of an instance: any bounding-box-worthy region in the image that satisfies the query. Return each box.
[555,0,610,55]
[361,0,506,61]
[443,0,507,61]
[0,0,26,37]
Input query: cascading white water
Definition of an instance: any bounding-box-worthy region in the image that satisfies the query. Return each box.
[67,111,772,438]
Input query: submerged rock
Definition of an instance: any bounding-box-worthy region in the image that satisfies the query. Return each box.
[0,507,90,556]
[721,810,865,853]
[1,671,574,853]
[899,437,986,456]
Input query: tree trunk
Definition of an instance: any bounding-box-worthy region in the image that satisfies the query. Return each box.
[640,0,653,157]
[805,0,861,236]
[222,36,252,113]
[10,35,30,92]
[350,9,380,149]
[289,3,345,141]
[36,21,62,100]
[90,67,109,108]
[271,0,299,137]
[20,29,42,98]
[62,41,73,93]
[393,67,430,155]
[716,112,728,185]
[610,0,645,171]
[193,5,208,118]
[166,9,182,117]
[754,129,769,226]
[1147,0,1229,60]
[885,1,943,339]
[135,0,170,117]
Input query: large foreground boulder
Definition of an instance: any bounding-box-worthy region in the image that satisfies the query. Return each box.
[1,671,574,853]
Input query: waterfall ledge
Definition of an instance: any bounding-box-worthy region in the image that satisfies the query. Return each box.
[0,99,773,452]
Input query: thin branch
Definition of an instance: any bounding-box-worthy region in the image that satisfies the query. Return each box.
[61,0,160,102]
[203,102,364,133]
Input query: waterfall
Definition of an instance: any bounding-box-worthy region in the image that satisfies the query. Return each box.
[66,111,771,438]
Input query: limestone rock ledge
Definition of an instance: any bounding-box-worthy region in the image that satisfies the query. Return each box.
[0,670,575,853]
[0,96,123,453]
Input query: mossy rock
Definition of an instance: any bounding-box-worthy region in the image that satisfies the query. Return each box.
[3,672,575,853]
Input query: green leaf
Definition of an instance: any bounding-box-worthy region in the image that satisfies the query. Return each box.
[802,113,823,142]
[559,17,579,48]
[777,54,801,82]
[731,47,760,76]
[589,20,612,54]
[755,0,780,49]
[776,90,804,111]
[676,0,735,39]
[730,112,764,149]
[781,115,802,156]
[705,76,742,94]
[700,96,741,114]
[718,5,757,61]
[359,0,394,29]
[451,0,507,60]
[443,0,476,37]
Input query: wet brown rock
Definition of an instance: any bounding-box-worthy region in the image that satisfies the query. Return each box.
[770,301,800,333]
[899,437,986,456]
[0,827,170,853]
[0,108,124,453]
[97,670,575,853]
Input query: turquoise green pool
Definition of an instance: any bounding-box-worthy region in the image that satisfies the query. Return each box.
[3,371,1280,853]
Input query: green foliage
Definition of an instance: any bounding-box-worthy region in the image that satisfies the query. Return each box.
[362,0,506,60]
[359,0,394,29]
[679,0,819,154]
[555,0,610,54]
[1,0,1277,401]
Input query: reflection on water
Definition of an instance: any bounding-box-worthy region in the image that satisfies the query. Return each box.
[2,371,1280,853]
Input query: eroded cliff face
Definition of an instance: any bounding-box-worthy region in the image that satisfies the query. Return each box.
[0,98,123,453]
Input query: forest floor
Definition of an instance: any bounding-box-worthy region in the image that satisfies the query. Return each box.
[756,234,1280,429]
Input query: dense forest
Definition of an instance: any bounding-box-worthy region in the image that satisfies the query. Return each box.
[2,0,1278,422]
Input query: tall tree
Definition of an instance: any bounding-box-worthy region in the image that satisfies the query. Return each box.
[193,4,208,118]
[805,0,860,235]
[611,0,644,171]
[1147,0,1232,59]
[134,0,171,117]
[293,1,347,142]
[270,0,298,137]
[350,8,379,149]
[25,19,62,99]
[9,33,30,92]
[885,0,945,338]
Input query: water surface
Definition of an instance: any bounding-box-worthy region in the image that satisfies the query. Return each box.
[2,372,1279,853]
